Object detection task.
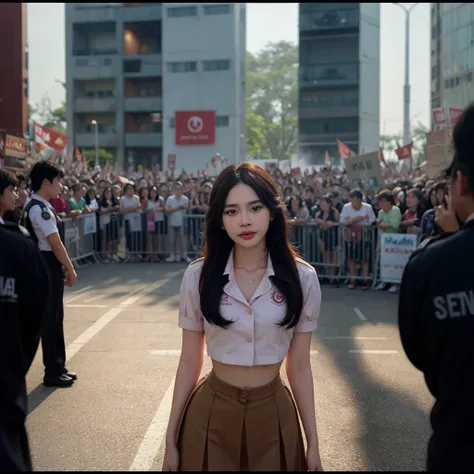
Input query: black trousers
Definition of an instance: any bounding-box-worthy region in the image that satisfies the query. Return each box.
[0,418,32,471]
[40,252,66,378]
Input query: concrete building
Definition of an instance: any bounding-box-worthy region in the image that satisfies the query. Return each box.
[0,3,28,137]
[65,2,246,172]
[432,3,474,120]
[298,3,380,164]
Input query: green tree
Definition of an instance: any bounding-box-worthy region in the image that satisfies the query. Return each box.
[246,41,298,160]
[31,94,66,134]
[411,121,429,166]
[380,122,428,166]
[83,148,114,168]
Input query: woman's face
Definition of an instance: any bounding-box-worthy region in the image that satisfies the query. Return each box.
[104,189,112,200]
[0,185,18,213]
[221,183,271,250]
[429,190,437,207]
[125,186,134,198]
[379,199,392,213]
[319,200,330,213]
[140,188,148,199]
[406,193,420,210]
[150,188,158,200]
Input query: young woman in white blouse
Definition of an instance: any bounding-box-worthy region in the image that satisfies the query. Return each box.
[146,186,165,262]
[163,162,323,471]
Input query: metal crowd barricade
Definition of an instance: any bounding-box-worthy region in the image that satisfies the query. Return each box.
[297,223,379,285]
[62,214,99,266]
[92,212,206,262]
[64,209,422,291]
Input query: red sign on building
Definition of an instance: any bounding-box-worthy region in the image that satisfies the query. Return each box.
[175,110,216,145]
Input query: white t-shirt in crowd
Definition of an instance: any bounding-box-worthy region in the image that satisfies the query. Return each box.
[166,194,189,227]
[120,195,140,221]
[340,202,376,226]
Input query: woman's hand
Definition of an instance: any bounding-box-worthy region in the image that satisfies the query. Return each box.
[162,442,179,471]
[307,444,323,471]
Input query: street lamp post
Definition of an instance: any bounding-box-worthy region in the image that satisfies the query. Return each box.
[91,120,99,168]
[392,2,419,170]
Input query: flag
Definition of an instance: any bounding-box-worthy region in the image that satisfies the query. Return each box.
[395,142,414,160]
[337,139,356,166]
[378,147,387,166]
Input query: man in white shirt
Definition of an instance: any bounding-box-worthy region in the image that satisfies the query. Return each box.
[339,189,376,290]
[165,182,191,263]
[24,161,77,387]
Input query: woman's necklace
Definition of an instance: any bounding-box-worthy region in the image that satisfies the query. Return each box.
[234,266,267,284]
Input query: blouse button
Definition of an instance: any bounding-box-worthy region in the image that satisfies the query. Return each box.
[248,310,253,316]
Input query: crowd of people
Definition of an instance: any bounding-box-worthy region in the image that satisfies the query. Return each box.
[0,158,454,292]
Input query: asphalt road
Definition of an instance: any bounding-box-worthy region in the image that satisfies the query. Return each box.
[25,263,433,471]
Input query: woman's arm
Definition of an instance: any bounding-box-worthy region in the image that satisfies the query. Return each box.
[286,332,319,450]
[165,329,205,446]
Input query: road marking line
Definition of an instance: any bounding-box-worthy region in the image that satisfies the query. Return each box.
[150,350,181,356]
[64,285,94,304]
[104,277,120,285]
[349,350,398,355]
[66,304,107,308]
[129,377,176,471]
[83,294,105,303]
[353,308,367,321]
[67,307,123,359]
[324,336,387,340]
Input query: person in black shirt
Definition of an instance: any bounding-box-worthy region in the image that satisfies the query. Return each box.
[0,219,50,471]
[399,102,474,472]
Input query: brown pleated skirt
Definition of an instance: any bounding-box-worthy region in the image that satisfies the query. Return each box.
[177,371,307,471]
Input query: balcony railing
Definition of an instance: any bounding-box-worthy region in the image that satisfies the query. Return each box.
[74,48,118,56]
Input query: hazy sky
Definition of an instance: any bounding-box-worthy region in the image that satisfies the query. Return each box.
[27,3,430,136]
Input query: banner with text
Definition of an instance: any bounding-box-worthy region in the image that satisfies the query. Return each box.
[380,233,418,284]
[34,121,68,151]
[345,151,385,191]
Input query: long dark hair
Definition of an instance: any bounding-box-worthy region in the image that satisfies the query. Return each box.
[199,163,303,329]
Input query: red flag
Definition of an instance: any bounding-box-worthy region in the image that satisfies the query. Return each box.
[378,147,387,166]
[395,142,414,160]
[337,139,356,166]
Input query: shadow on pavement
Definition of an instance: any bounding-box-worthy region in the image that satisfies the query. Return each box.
[28,383,74,416]
[314,286,431,471]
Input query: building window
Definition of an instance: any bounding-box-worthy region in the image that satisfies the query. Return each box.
[203,4,231,15]
[124,59,141,73]
[167,6,197,18]
[299,117,358,135]
[216,116,229,127]
[167,61,197,73]
[299,91,359,109]
[202,59,230,72]
[169,118,175,129]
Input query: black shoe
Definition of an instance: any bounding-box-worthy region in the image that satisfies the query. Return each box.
[43,374,74,387]
[64,371,77,381]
